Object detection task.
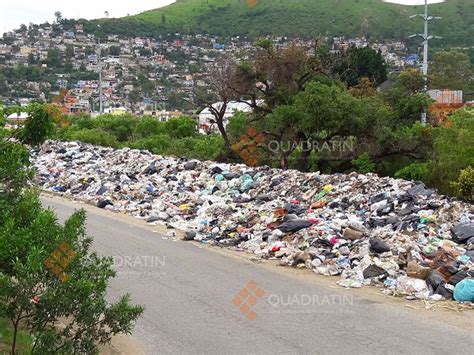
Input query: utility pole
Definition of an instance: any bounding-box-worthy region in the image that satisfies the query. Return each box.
[408,0,442,125]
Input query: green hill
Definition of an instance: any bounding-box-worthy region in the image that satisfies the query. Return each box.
[88,0,473,46]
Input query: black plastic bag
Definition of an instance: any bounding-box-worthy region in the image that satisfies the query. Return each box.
[369,238,391,253]
[278,220,313,233]
[363,265,388,279]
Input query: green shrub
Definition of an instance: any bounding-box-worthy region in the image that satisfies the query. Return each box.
[425,108,474,195]
[93,114,138,142]
[71,115,95,129]
[66,129,120,148]
[352,152,375,174]
[165,137,197,157]
[394,162,428,181]
[133,117,166,139]
[188,135,225,161]
[164,116,197,138]
[227,111,250,142]
[128,134,171,154]
[452,166,474,202]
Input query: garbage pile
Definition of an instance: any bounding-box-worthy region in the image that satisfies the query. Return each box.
[33,141,474,303]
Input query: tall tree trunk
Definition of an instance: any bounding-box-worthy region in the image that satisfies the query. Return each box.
[216,116,231,150]
[297,147,312,172]
[293,133,310,171]
[11,317,20,355]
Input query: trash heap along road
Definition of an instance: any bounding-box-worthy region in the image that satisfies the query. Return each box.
[33,141,474,303]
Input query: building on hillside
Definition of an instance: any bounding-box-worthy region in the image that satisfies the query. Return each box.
[6,112,29,128]
[428,90,465,125]
[198,101,263,134]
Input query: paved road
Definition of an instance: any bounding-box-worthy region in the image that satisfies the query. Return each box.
[43,196,473,355]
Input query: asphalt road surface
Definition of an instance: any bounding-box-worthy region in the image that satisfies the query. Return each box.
[42,196,473,355]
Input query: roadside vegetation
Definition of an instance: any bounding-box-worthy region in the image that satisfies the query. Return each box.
[0,104,144,354]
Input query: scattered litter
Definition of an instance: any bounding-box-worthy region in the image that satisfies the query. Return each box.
[32,141,474,304]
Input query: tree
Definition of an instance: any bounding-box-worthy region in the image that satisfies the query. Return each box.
[334,46,387,87]
[0,141,32,210]
[430,50,473,91]
[65,44,74,59]
[27,53,37,65]
[0,123,143,354]
[109,46,121,56]
[46,48,62,68]
[383,70,432,124]
[0,187,143,354]
[425,107,474,196]
[11,104,57,147]
[194,55,239,151]
[54,11,63,24]
[232,40,339,118]
[243,78,392,171]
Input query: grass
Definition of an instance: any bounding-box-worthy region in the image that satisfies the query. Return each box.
[0,318,32,354]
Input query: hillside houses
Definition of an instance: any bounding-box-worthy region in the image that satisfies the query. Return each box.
[1,22,418,116]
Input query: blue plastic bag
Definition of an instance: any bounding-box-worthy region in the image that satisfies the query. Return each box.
[453,279,474,302]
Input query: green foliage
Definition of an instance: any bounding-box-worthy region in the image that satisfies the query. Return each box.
[85,0,474,47]
[109,46,121,56]
[394,162,428,181]
[0,195,143,353]
[128,134,172,153]
[352,152,375,174]
[426,108,474,196]
[58,114,223,160]
[164,116,196,139]
[64,128,120,148]
[0,318,32,353]
[12,104,57,146]
[93,114,138,142]
[255,38,273,50]
[0,139,143,354]
[383,71,432,123]
[133,116,166,139]
[190,135,226,161]
[0,141,33,211]
[430,50,473,91]
[227,112,252,142]
[452,166,474,202]
[46,48,62,68]
[335,46,387,87]
[129,134,225,161]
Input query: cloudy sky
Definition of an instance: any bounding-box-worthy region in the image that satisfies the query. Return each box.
[0,0,175,34]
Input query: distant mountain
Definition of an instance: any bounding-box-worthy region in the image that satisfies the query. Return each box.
[87,0,473,46]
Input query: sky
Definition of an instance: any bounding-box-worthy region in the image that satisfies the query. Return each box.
[0,0,175,35]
